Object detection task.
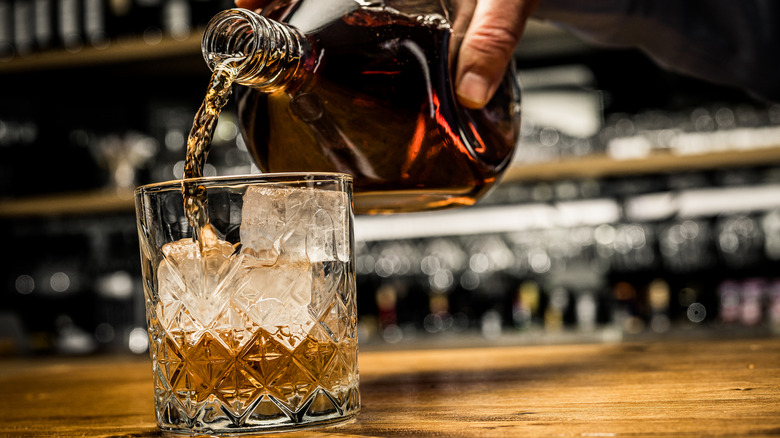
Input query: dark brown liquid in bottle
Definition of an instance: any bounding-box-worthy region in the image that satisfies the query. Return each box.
[237,7,519,214]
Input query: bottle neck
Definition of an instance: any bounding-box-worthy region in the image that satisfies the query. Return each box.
[201,8,310,92]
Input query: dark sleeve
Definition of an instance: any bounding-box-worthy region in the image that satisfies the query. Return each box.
[533,0,780,102]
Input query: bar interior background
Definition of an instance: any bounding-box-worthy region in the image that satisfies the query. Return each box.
[1,0,779,357]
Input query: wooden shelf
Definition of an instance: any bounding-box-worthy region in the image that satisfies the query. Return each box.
[3,146,780,218]
[0,32,202,74]
[0,20,570,75]
[0,189,135,219]
[504,146,780,182]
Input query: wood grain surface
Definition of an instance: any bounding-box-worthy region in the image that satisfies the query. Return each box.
[1,337,779,437]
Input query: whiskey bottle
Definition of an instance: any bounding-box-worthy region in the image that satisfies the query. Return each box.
[202,1,521,214]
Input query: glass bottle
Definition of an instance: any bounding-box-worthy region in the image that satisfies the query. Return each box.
[202,0,521,214]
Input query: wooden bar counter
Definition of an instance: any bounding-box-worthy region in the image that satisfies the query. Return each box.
[2,336,779,437]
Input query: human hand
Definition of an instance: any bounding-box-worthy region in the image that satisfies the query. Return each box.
[456,0,540,108]
[233,0,540,109]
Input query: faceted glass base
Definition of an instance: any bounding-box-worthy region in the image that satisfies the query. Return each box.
[157,395,359,436]
[148,323,360,435]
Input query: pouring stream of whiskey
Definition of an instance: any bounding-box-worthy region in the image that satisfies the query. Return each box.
[183,64,237,248]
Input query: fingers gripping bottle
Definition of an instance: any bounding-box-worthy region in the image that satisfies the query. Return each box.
[202,0,520,214]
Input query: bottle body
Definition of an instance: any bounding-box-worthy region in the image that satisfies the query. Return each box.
[224,1,521,214]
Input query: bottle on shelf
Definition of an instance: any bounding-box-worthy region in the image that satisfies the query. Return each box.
[12,1,35,55]
[57,0,83,51]
[0,1,11,60]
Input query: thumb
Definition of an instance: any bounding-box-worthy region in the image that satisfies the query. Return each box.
[456,0,539,109]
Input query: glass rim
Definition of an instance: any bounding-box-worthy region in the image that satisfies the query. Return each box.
[134,172,353,195]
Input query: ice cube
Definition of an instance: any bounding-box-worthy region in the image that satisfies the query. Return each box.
[238,186,289,264]
[241,185,350,264]
[304,192,350,262]
[230,257,314,349]
[157,225,241,329]
[235,184,351,348]
[304,188,350,262]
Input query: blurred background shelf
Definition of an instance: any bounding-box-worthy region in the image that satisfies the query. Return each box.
[0,32,202,73]
[0,189,135,218]
[504,145,780,182]
[0,18,581,73]
[2,3,779,357]
[2,144,780,218]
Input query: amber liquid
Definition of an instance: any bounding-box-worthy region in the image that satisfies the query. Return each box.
[237,6,519,214]
[153,325,359,430]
